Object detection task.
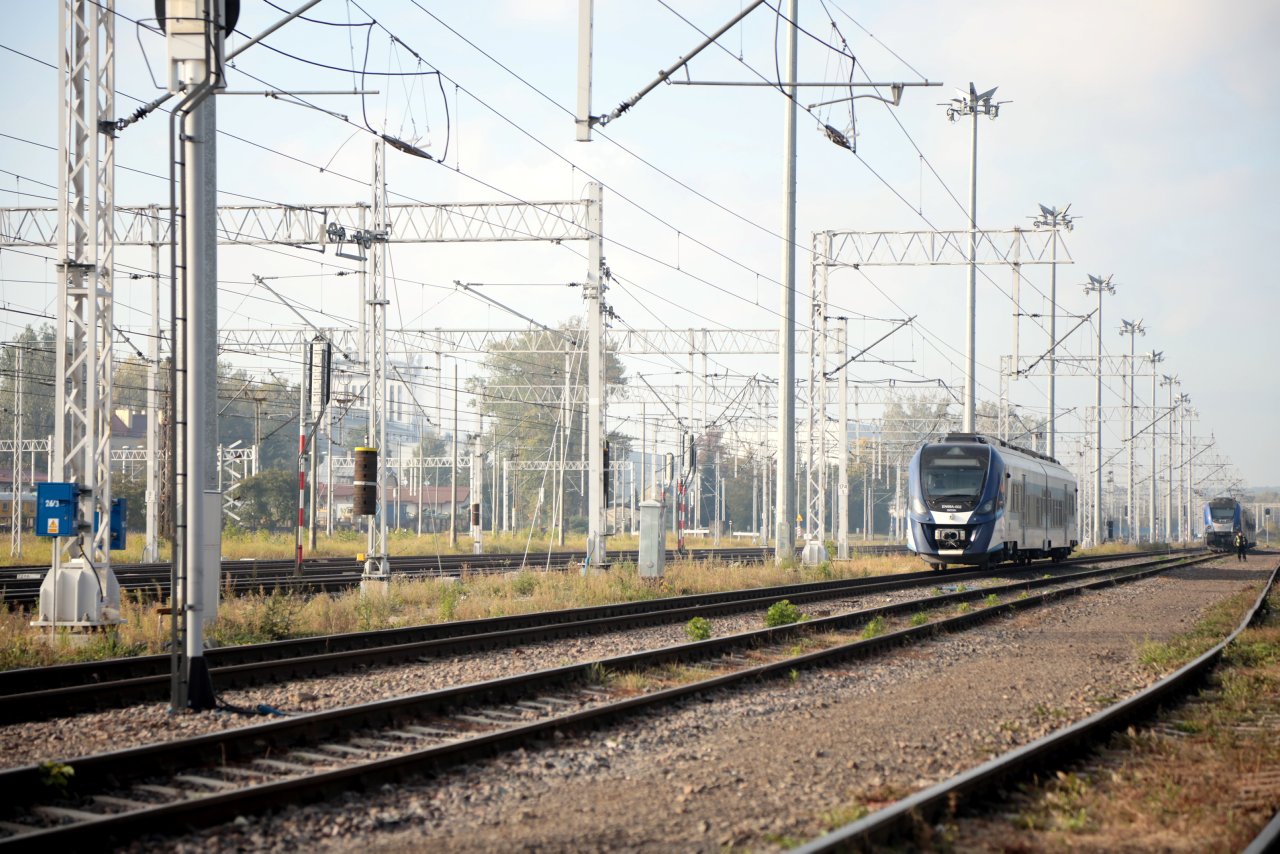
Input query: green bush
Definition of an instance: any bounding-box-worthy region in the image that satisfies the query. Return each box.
[685,616,712,641]
[511,571,538,597]
[860,616,886,639]
[765,599,803,627]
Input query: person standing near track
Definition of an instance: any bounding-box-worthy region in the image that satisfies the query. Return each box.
[1235,531,1248,562]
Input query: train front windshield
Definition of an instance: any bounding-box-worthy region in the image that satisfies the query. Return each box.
[1208,505,1237,522]
[920,445,990,508]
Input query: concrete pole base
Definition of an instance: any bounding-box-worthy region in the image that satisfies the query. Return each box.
[801,539,828,566]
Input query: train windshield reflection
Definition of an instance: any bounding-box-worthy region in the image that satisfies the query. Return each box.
[921,444,989,503]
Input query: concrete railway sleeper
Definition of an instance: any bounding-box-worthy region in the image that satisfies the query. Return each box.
[0,551,1216,847]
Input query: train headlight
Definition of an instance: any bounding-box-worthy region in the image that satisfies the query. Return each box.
[910,495,928,516]
[976,498,995,514]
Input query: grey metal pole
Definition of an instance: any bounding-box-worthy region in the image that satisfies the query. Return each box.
[963,103,979,434]
[1047,229,1057,458]
[837,319,849,559]
[1095,288,1103,544]
[9,347,21,558]
[1127,342,1134,541]
[325,412,333,537]
[183,94,218,708]
[575,0,594,142]
[775,0,798,561]
[1148,358,1158,541]
[585,181,606,569]
[470,434,482,554]
[449,361,458,548]
[640,402,647,501]
[145,214,161,562]
[558,350,570,546]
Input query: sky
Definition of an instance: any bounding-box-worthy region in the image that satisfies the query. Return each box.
[1,1,1277,489]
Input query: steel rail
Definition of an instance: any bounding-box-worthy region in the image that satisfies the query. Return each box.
[0,553,1216,847]
[0,551,1168,721]
[794,561,1279,853]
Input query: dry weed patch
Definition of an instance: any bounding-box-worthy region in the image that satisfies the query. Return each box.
[944,585,1280,852]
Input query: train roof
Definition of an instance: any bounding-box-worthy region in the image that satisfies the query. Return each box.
[930,433,1063,467]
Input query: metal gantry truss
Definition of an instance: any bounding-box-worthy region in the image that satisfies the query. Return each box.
[1,182,612,568]
[36,0,121,626]
[803,224,1076,551]
[215,327,780,356]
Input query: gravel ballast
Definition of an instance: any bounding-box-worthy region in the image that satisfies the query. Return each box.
[0,566,1076,768]
[129,556,1274,853]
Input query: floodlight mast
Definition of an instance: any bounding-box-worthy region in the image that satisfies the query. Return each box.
[1032,204,1074,458]
[1161,373,1179,541]
[1119,318,1146,541]
[945,84,1004,433]
[1146,350,1164,541]
[1083,274,1116,545]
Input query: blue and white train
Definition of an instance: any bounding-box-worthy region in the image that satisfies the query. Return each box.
[907,433,1078,569]
[1202,497,1249,551]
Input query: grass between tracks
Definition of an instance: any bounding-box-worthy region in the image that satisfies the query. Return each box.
[937,580,1280,852]
[1,528,909,567]
[1,529,621,567]
[0,552,922,670]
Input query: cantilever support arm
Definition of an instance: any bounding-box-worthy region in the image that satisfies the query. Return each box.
[598,0,766,126]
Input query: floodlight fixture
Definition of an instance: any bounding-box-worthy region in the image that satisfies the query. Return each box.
[1084,273,1115,295]
[943,81,1004,122]
[1033,203,1075,231]
[1119,318,1146,337]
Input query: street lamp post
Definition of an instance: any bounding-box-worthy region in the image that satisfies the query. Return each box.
[1032,204,1073,458]
[1083,275,1116,545]
[945,84,1003,433]
[1119,319,1145,541]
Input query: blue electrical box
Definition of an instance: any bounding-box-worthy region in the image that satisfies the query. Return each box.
[35,482,79,538]
[92,498,128,551]
[109,498,126,551]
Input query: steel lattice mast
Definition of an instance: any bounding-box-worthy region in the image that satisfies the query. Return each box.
[37,0,122,627]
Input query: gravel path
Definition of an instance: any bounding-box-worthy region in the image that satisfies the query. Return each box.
[130,555,1271,853]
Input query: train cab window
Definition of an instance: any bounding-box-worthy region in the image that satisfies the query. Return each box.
[920,444,990,510]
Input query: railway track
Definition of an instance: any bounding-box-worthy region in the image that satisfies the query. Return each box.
[0,551,1215,847]
[0,550,1157,723]
[795,560,1280,854]
[0,545,816,606]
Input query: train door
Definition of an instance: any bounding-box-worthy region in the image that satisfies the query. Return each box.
[1040,478,1050,552]
[1019,473,1027,550]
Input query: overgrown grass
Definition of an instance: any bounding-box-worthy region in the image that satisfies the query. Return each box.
[1137,588,1259,674]
[985,586,1280,852]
